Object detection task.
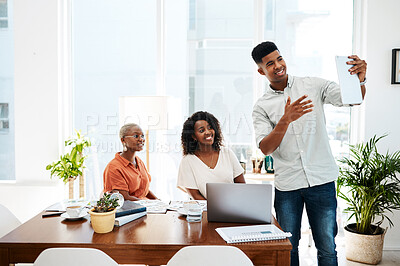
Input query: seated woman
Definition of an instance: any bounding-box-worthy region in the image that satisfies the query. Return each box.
[103,123,158,201]
[177,111,245,200]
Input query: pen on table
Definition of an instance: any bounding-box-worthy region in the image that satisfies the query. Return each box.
[42,212,65,218]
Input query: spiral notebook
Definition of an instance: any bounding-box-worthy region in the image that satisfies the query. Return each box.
[216,224,292,244]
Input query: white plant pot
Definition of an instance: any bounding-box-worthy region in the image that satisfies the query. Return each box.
[344,224,386,265]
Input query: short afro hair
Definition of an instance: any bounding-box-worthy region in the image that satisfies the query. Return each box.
[181,111,223,155]
[119,123,140,139]
[251,41,279,64]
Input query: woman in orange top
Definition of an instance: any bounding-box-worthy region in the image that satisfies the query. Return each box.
[103,123,158,201]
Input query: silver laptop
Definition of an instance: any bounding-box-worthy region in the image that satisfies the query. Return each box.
[206,183,272,224]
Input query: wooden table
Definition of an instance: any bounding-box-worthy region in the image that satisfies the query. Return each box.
[0,211,291,266]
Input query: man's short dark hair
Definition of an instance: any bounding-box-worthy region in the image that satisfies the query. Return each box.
[251,41,279,64]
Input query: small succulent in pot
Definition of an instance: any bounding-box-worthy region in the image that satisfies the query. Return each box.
[92,193,119,213]
[89,193,120,234]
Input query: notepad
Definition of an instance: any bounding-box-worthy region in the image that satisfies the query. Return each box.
[335,56,363,105]
[216,224,292,244]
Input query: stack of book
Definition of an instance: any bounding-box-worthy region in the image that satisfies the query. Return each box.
[114,201,147,227]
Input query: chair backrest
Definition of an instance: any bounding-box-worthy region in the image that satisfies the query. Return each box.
[33,248,119,266]
[166,245,254,266]
[0,204,21,238]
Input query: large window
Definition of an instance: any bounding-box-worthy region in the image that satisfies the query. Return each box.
[269,0,353,161]
[0,0,8,29]
[0,0,14,181]
[183,0,255,175]
[72,0,353,200]
[73,0,158,198]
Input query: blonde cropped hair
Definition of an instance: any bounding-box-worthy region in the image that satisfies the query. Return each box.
[119,123,140,139]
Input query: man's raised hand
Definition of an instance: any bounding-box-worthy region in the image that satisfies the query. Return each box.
[282,95,313,124]
[347,55,367,83]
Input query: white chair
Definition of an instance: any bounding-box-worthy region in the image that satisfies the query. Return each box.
[0,203,22,238]
[33,248,119,266]
[166,245,254,266]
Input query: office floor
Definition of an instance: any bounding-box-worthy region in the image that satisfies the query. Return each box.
[299,231,400,266]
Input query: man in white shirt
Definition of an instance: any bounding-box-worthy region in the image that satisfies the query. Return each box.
[251,41,366,266]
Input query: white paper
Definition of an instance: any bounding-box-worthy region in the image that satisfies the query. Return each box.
[335,56,363,105]
[168,200,207,211]
[137,199,169,214]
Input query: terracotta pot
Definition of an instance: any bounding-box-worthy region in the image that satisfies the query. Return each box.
[344,223,386,265]
[89,208,116,234]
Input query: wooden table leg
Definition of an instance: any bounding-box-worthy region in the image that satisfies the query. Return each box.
[277,250,290,266]
[0,247,10,266]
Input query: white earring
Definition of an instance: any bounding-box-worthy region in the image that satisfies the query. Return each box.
[123,144,127,152]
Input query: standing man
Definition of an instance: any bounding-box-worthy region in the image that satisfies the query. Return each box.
[251,41,366,266]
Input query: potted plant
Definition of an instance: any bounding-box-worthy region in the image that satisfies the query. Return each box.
[46,130,91,199]
[89,193,120,234]
[337,135,400,264]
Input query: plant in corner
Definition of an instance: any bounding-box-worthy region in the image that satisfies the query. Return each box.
[46,130,91,199]
[89,193,120,234]
[337,134,400,264]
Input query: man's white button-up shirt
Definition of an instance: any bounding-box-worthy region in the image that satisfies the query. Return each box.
[252,75,347,191]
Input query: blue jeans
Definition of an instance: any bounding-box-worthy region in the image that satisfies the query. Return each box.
[274,181,338,266]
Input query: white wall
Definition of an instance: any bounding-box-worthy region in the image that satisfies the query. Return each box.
[0,0,64,222]
[364,0,400,250]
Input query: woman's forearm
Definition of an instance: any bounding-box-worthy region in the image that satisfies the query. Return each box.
[187,188,206,200]
[234,174,246,183]
[146,190,158,200]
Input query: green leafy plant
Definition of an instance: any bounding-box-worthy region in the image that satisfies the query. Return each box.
[46,130,91,183]
[93,194,119,213]
[337,134,400,235]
